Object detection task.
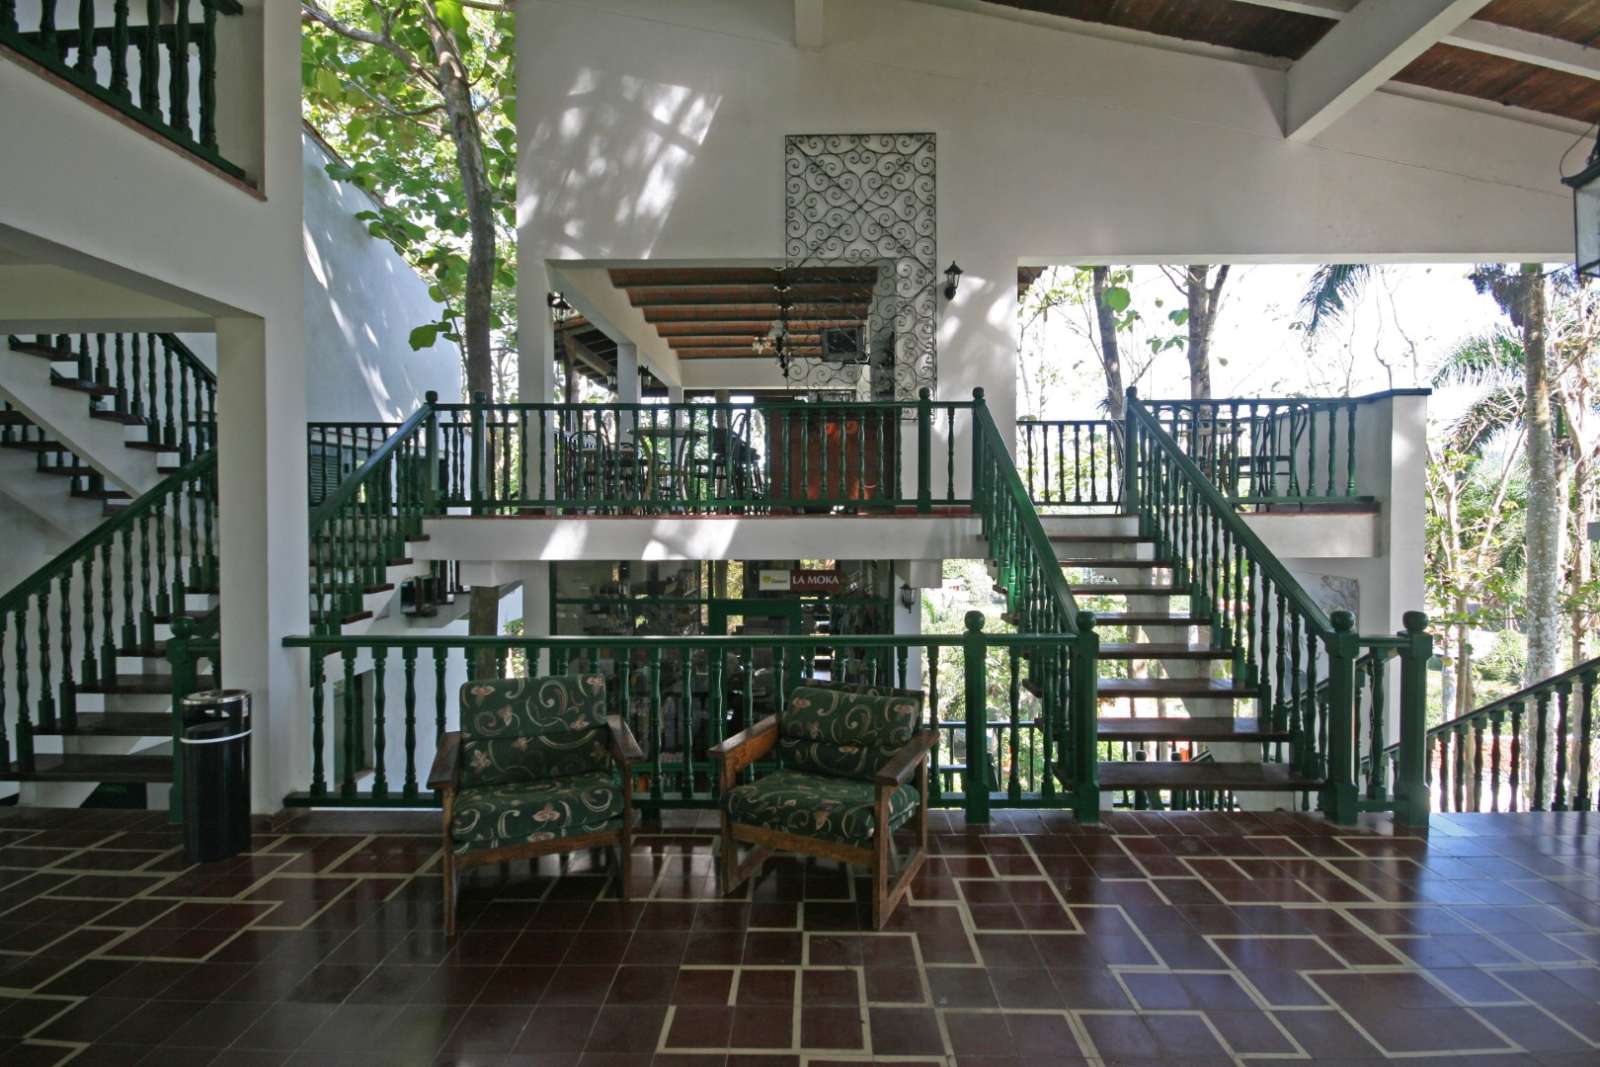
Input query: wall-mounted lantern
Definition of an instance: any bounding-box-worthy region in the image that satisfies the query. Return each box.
[1562,141,1600,279]
[943,261,963,300]
[899,583,917,611]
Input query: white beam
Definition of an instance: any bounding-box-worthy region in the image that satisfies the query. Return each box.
[1236,0,1600,81]
[795,0,824,49]
[1284,0,1490,141]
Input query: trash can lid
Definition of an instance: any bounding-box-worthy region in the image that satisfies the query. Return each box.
[180,689,251,715]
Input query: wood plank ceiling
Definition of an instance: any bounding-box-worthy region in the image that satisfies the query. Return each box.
[987,0,1600,123]
[608,266,878,360]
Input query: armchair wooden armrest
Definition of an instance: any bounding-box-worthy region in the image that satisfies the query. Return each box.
[607,715,645,767]
[874,728,940,787]
[708,714,779,790]
[428,731,462,791]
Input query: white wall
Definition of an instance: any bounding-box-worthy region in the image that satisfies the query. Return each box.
[301,131,464,418]
[515,0,1573,459]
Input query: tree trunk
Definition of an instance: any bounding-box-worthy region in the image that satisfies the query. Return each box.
[424,4,502,669]
[1183,265,1230,400]
[1571,454,1591,667]
[1091,267,1124,419]
[1453,613,1472,719]
[1521,264,1563,689]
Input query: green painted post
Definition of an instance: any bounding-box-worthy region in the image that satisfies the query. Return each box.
[1394,611,1432,825]
[423,390,440,516]
[469,390,487,516]
[1321,610,1359,825]
[962,611,990,824]
[970,388,986,507]
[1072,611,1101,823]
[916,387,931,513]
[1122,386,1139,517]
[166,616,197,825]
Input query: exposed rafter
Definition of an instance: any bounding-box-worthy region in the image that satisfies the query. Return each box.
[1284,0,1491,141]
[1235,0,1600,82]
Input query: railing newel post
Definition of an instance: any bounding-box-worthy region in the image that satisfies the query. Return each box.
[1122,386,1139,516]
[916,387,931,513]
[962,611,990,825]
[1072,611,1100,824]
[166,615,197,823]
[1395,611,1432,825]
[1321,610,1359,825]
[469,390,487,516]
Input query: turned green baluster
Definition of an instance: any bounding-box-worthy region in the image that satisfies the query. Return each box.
[35,588,55,730]
[1533,687,1551,811]
[1553,681,1571,811]
[1365,654,1385,801]
[1488,707,1505,812]
[178,355,192,460]
[14,607,33,771]
[110,0,130,98]
[1007,644,1022,803]
[371,651,388,800]
[80,554,98,688]
[401,646,418,800]
[161,338,177,446]
[1345,402,1358,495]
[100,540,116,674]
[339,647,357,799]
[75,0,94,75]
[1509,699,1524,810]
[649,646,663,806]
[169,0,190,134]
[433,645,448,748]
[1,1,17,36]
[310,651,326,797]
[58,573,75,731]
[1577,670,1595,811]
[1453,722,1468,813]
[198,0,217,147]
[1470,714,1486,811]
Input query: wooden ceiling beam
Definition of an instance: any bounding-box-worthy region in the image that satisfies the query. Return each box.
[1234,0,1600,82]
[653,319,860,336]
[677,348,827,359]
[624,284,874,307]
[608,266,878,287]
[1284,0,1492,141]
[643,304,871,322]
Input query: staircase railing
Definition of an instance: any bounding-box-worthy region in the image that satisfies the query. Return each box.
[969,390,1099,820]
[1378,655,1600,816]
[308,397,436,634]
[9,332,217,462]
[1124,388,1431,823]
[0,450,217,772]
[0,0,248,179]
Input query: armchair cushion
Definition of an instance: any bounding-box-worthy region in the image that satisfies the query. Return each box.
[459,675,611,789]
[778,684,922,782]
[450,772,623,855]
[724,768,918,849]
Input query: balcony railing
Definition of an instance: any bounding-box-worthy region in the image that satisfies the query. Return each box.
[1,0,247,179]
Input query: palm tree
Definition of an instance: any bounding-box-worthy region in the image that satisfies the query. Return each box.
[1299,264,1373,337]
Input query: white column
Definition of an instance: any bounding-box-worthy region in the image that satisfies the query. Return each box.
[616,341,639,442]
[666,384,684,403]
[892,568,924,691]
[936,250,1018,499]
[218,316,309,812]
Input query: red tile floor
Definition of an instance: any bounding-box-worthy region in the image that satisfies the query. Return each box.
[0,805,1596,1065]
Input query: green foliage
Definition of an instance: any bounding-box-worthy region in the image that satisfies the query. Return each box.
[301,1,517,389]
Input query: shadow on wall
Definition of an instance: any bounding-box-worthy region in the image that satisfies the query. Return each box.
[301,132,462,421]
[522,66,723,260]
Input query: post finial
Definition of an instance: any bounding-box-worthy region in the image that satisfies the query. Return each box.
[1076,610,1097,631]
[964,610,985,633]
[1126,385,1138,400]
[170,616,195,640]
[472,389,487,404]
[972,387,985,402]
[918,386,931,400]
[425,390,439,404]
[1402,611,1428,634]
[1330,609,1355,633]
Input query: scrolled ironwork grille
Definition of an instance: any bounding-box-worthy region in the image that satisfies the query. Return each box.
[783,133,937,401]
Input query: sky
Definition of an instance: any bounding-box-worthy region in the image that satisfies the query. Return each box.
[1017,263,1516,424]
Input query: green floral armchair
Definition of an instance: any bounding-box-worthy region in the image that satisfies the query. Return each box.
[428,674,642,936]
[709,681,936,929]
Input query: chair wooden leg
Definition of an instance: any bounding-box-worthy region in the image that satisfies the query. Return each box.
[872,789,891,930]
[720,812,739,892]
[618,807,633,901]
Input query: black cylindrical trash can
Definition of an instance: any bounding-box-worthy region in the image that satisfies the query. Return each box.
[180,689,251,863]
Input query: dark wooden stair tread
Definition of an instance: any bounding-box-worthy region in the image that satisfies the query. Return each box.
[34,713,172,736]
[1097,643,1231,660]
[1096,761,1321,791]
[77,673,215,695]
[7,342,70,361]
[1070,584,1181,595]
[1097,677,1255,699]
[1093,612,1209,626]
[90,408,148,426]
[1096,717,1289,742]
[51,375,119,397]
[124,441,174,453]
[0,753,172,783]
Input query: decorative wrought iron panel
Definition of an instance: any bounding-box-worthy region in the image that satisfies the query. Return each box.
[783,133,937,400]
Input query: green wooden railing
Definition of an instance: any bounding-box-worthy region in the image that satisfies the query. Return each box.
[0,449,217,772]
[9,332,217,462]
[1372,654,1600,816]
[430,391,973,514]
[308,400,434,634]
[307,420,401,505]
[1017,390,1424,512]
[1125,389,1430,824]
[275,625,1091,814]
[1,0,247,179]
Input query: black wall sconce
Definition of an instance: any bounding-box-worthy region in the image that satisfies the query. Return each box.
[943,261,963,300]
[899,583,916,611]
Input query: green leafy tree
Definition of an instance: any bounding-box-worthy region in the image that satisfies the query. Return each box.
[302,0,517,660]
